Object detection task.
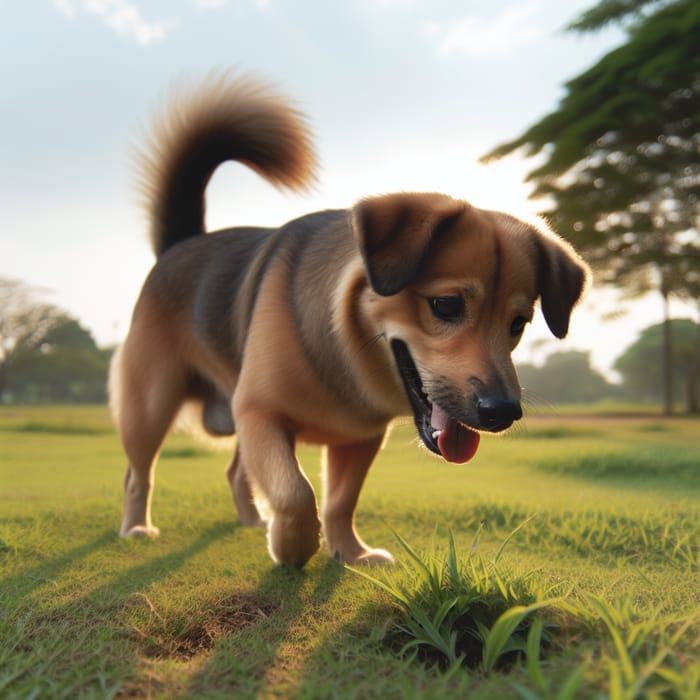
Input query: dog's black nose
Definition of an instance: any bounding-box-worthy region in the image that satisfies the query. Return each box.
[476,397,522,432]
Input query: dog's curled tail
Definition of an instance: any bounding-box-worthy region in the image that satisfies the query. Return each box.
[137,72,317,258]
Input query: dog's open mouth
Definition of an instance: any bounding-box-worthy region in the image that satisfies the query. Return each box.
[390,340,480,463]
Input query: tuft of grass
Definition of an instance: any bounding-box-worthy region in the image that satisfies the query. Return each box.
[511,617,587,700]
[352,525,566,672]
[354,527,700,699]
[577,595,700,700]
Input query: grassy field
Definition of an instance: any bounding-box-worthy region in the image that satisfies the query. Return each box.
[1,404,699,699]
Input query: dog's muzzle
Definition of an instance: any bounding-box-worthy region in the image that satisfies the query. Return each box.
[390,340,480,463]
[391,340,522,463]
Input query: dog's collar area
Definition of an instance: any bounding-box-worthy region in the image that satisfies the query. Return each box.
[390,339,480,463]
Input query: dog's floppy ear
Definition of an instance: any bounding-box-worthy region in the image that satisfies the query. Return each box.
[533,227,590,338]
[352,192,465,296]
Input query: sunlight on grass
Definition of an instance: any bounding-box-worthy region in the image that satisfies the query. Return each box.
[351,528,567,672]
[1,406,699,697]
[353,525,700,699]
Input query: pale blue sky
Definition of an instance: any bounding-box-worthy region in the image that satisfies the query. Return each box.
[1,0,693,375]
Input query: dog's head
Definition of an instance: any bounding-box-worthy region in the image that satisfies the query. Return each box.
[353,192,589,463]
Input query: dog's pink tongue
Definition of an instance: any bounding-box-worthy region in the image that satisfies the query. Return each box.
[431,404,480,464]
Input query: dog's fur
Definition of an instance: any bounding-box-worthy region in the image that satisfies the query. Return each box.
[110,73,589,568]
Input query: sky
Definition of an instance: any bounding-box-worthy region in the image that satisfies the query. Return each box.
[1,0,695,379]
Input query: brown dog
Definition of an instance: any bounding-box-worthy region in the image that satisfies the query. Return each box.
[110,73,589,568]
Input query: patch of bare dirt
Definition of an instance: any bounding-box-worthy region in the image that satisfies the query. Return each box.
[130,592,279,661]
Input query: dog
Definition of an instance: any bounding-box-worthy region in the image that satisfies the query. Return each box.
[109,73,589,568]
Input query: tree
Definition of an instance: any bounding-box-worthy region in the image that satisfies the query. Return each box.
[566,0,676,33]
[0,279,66,397]
[517,350,616,404]
[614,318,700,411]
[5,317,111,403]
[0,279,111,403]
[481,0,700,415]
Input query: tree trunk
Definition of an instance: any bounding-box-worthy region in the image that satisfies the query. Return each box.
[689,305,700,414]
[0,358,7,399]
[661,291,673,416]
[686,369,699,414]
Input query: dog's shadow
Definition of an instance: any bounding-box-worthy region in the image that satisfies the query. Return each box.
[6,515,347,696]
[2,528,117,600]
[177,556,346,697]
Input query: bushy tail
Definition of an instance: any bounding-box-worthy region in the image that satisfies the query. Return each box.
[136,72,317,257]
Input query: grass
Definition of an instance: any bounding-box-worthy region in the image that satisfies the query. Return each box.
[1,404,699,698]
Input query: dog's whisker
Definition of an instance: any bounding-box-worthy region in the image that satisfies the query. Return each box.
[521,389,559,418]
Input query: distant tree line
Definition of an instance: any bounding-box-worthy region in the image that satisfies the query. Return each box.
[1,279,111,404]
[518,317,700,412]
[4,317,112,403]
[1,279,698,411]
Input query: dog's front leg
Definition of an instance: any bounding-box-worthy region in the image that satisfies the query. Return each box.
[322,434,394,566]
[236,411,321,568]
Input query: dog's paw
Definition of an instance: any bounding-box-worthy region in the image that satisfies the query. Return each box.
[342,547,395,567]
[120,524,160,539]
[267,512,321,568]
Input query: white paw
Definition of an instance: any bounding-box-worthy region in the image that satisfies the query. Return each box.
[336,547,395,566]
[121,524,160,539]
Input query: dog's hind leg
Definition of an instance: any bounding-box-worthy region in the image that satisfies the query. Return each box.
[111,340,186,539]
[321,433,394,566]
[225,446,265,527]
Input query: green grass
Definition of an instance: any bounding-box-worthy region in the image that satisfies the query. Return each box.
[1,405,699,698]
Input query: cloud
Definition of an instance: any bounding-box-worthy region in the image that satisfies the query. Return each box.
[53,0,77,17]
[430,3,542,57]
[53,0,174,46]
[195,0,227,8]
[194,0,268,9]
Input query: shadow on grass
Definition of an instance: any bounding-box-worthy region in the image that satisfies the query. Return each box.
[11,521,234,621]
[1,520,238,697]
[1,529,117,600]
[176,557,345,699]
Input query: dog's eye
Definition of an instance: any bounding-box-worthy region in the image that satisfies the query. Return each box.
[510,316,528,337]
[429,296,465,323]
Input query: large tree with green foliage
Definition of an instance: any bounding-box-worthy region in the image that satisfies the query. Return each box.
[482,0,700,414]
